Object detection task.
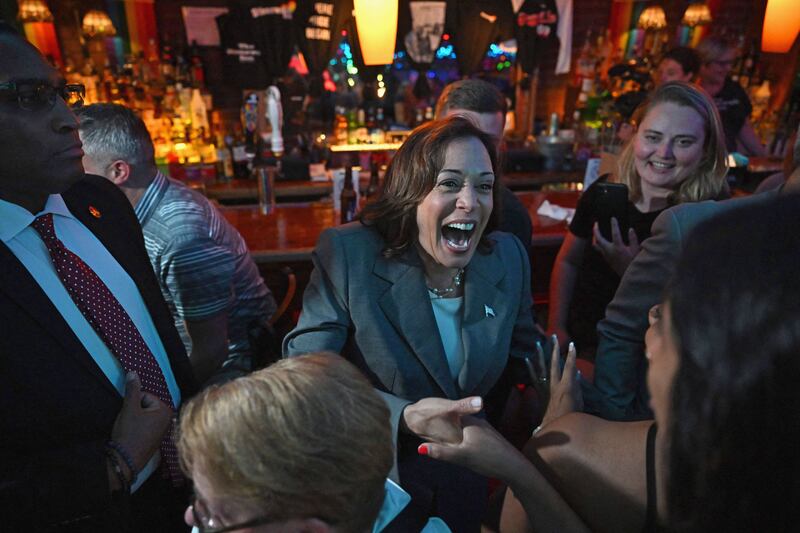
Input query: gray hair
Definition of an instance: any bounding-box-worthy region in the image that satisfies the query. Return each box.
[696,36,735,65]
[75,103,156,179]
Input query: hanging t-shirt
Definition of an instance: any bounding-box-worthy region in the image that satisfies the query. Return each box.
[514,0,560,74]
[398,0,447,68]
[216,6,271,89]
[446,0,515,76]
[713,77,753,153]
[293,0,345,75]
[247,0,297,82]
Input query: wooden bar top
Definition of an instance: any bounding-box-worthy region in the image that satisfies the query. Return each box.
[207,170,583,203]
[221,190,579,264]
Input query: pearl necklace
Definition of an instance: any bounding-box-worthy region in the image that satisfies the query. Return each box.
[427,268,464,298]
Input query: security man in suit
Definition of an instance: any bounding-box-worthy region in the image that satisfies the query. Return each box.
[0,24,195,531]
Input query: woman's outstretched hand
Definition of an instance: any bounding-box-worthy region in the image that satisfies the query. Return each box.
[401,396,483,444]
[540,338,583,429]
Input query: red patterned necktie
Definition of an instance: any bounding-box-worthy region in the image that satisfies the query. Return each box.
[32,213,183,486]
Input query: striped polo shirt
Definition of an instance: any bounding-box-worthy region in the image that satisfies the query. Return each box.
[135,172,276,368]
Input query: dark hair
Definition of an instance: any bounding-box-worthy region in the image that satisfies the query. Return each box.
[660,47,701,78]
[666,193,800,531]
[75,103,156,182]
[434,78,507,119]
[359,115,501,257]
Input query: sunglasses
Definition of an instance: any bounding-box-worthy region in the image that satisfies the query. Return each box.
[0,79,85,111]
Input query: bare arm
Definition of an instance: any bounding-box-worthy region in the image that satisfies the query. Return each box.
[423,416,590,533]
[501,414,652,533]
[184,312,229,384]
[547,233,587,349]
[737,119,767,157]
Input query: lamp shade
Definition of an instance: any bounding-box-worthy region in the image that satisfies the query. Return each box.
[82,9,116,38]
[353,0,399,65]
[682,2,712,27]
[638,5,667,30]
[761,0,800,53]
[17,0,53,23]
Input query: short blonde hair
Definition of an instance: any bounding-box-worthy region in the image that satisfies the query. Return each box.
[178,353,393,533]
[616,81,727,205]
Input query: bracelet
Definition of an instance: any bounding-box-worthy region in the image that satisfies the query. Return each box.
[105,449,130,494]
[532,424,544,437]
[106,440,138,486]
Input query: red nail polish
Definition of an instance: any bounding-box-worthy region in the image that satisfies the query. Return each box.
[417,444,428,456]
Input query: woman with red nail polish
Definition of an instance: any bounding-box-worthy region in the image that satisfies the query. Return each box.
[421,195,800,533]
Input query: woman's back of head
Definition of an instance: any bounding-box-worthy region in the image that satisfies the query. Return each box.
[178,353,393,533]
[667,193,800,531]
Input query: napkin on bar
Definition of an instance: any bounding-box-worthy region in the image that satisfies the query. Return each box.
[537,200,575,224]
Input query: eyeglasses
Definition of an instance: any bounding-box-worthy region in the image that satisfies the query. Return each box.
[710,59,737,68]
[0,79,85,111]
[190,495,274,533]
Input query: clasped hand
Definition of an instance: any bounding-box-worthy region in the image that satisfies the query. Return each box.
[111,371,173,472]
[402,396,483,444]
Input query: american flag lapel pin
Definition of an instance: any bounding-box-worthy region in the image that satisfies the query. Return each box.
[485,305,495,318]
[88,205,102,218]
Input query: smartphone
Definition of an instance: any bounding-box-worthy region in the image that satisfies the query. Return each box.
[594,182,631,244]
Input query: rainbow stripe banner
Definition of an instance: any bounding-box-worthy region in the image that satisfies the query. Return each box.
[123,0,158,55]
[23,22,62,67]
[607,0,724,57]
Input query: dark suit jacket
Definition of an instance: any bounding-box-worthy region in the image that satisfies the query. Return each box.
[588,191,773,420]
[0,175,196,529]
[284,223,539,417]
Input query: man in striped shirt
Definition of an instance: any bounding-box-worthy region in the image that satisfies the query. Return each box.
[77,103,276,385]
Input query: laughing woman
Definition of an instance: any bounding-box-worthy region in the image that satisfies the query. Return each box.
[284,116,544,532]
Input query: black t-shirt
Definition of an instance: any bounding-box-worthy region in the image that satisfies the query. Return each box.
[713,77,753,153]
[216,7,271,89]
[566,178,663,356]
[514,0,559,74]
[446,0,514,75]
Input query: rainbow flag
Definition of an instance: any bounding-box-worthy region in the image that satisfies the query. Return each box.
[23,22,62,67]
[123,0,158,55]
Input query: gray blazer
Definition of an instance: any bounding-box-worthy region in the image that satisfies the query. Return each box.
[590,191,774,420]
[284,222,538,420]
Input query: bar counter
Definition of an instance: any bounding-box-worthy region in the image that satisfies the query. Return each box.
[207,170,584,204]
[221,190,579,264]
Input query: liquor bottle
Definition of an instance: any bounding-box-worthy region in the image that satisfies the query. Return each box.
[191,88,210,132]
[333,106,348,145]
[231,129,251,180]
[189,41,205,88]
[366,160,380,199]
[340,166,358,223]
[356,107,369,144]
[347,108,359,144]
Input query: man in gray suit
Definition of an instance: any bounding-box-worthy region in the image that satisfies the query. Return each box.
[589,127,800,420]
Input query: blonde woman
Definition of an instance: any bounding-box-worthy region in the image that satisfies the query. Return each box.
[548,82,727,357]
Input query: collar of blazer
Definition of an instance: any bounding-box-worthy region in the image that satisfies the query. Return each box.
[372,240,510,398]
